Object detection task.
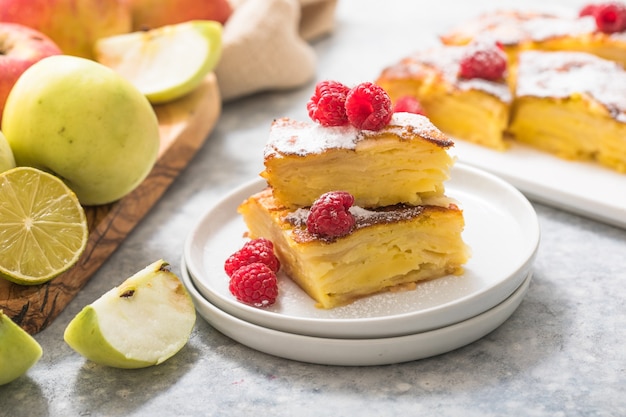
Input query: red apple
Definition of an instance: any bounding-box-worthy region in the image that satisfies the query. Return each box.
[0,22,62,124]
[0,0,132,59]
[129,0,233,30]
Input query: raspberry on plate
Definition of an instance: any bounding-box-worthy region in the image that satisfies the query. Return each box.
[224,237,280,277]
[307,191,356,239]
[307,80,351,126]
[345,82,393,131]
[458,42,507,81]
[229,262,278,307]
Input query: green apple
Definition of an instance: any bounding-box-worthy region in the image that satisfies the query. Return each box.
[0,310,43,385]
[95,20,222,104]
[0,131,15,173]
[2,55,160,206]
[64,260,196,369]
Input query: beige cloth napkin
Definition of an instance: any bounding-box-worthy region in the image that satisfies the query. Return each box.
[216,0,338,101]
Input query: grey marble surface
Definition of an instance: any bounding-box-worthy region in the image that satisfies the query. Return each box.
[2,1,626,416]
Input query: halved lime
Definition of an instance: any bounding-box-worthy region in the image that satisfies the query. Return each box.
[0,167,88,285]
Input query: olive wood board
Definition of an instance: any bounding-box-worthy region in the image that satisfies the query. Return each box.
[0,73,221,335]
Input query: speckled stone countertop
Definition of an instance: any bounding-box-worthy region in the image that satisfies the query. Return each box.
[2,1,625,416]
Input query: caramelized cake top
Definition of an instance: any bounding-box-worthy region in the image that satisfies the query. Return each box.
[517,51,626,123]
[381,44,512,102]
[284,196,460,244]
[264,113,453,158]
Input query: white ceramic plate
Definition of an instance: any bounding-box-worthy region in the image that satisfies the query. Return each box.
[182,265,532,366]
[451,140,626,229]
[184,163,540,339]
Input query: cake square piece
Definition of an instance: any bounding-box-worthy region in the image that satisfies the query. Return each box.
[508,50,626,171]
[261,113,455,208]
[238,188,470,309]
[376,44,512,150]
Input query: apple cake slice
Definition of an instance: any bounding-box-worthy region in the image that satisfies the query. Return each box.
[376,44,512,150]
[508,50,626,171]
[261,113,455,208]
[238,188,469,309]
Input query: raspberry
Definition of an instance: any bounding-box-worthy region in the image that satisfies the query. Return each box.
[458,43,507,81]
[345,82,393,130]
[307,191,356,238]
[393,96,426,115]
[224,238,280,277]
[229,263,278,307]
[307,80,351,126]
[594,3,626,33]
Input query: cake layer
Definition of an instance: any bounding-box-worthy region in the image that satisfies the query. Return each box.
[376,45,512,150]
[261,113,455,208]
[238,188,469,309]
[508,51,626,171]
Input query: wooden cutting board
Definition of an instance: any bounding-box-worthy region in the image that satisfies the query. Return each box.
[0,73,221,335]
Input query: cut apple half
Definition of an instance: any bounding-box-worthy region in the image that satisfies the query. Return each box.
[64,260,196,369]
[94,20,222,104]
[0,310,43,385]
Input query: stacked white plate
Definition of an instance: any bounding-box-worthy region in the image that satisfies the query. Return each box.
[182,163,540,366]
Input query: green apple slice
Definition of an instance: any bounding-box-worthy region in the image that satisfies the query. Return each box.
[94,20,222,104]
[0,131,16,173]
[64,260,196,369]
[0,310,43,385]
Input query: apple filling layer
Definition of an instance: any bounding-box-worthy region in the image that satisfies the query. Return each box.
[508,51,626,172]
[239,188,470,309]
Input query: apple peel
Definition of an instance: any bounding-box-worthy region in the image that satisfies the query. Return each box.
[0,310,43,385]
[63,260,196,369]
[95,20,222,104]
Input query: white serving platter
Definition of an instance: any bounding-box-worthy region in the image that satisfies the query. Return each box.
[184,163,540,339]
[451,140,626,229]
[182,265,532,366]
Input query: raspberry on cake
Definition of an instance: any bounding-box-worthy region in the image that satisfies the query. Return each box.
[376,42,512,150]
[261,113,455,208]
[238,188,469,309]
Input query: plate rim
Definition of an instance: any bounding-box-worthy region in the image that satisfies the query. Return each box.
[181,264,532,366]
[183,162,540,339]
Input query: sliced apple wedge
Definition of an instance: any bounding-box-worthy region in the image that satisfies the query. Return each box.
[94,20,222,104]
[64,260,196,369]
[0,310,43,385]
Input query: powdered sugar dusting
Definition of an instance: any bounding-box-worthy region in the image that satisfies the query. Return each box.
[264,117,362,158]
[452,11,609,45]
[264,113,452,158]
[517,51,626,123]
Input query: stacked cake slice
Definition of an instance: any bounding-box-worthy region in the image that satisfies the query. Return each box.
[238,112,470,309]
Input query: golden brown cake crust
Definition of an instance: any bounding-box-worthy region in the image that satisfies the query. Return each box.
[251,187,461,244]
[264,113,453,160]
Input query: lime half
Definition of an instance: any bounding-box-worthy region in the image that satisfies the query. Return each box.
[0,167,88,285]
